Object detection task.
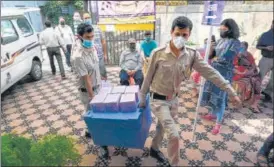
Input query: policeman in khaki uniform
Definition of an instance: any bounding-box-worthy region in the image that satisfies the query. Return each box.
[139,16,241,166]
[71,23,109,159]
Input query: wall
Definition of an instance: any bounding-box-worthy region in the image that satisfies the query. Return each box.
[156,3,273,64]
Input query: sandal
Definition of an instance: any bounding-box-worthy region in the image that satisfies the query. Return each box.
[211,124,221,135]
[257,154,269,167]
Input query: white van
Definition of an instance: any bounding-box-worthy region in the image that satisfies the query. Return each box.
[1,8,43,94]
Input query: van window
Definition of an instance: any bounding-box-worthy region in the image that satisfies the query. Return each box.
[1,20,19,45]
[16,17,33,37]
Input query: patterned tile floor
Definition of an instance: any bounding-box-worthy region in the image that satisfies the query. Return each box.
[1,55,273,166]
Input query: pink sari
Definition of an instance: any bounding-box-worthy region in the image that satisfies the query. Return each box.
[232,52,261,105]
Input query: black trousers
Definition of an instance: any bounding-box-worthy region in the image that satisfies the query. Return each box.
[46,47,65,77]
[65,44,72,67]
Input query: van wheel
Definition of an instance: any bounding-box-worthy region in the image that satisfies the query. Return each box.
[30,61,42,81]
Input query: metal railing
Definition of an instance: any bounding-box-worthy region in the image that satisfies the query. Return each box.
[104,30,155,65]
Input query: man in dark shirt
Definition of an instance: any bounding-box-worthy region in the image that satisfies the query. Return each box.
[256,20,274,102]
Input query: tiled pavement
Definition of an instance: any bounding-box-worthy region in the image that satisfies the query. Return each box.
[1,55,273,166]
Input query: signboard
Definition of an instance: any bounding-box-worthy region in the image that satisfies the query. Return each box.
[201,1,225,26]
[60,6,69,14]
[97,1,155,24]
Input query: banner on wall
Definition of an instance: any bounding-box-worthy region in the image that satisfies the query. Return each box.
[97,1,155,24]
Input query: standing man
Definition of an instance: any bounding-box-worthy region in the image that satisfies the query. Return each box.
[83,13,108,80]
[138,16,241,166]
[140,31,158,76]
[40,20,67,79]
[119,38,143,88]
[71,23,109,158]
[73,12,82,35]
[56,17,75,71]
[256,20,274,103]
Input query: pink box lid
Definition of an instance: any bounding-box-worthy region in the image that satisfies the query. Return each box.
[90,93,107,104]
[104,93,121,103]
[111,86,126,94]
[120,93,136,103]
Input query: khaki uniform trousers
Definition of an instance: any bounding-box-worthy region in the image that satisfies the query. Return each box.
[150,96,180,166]
[143,57,151,77]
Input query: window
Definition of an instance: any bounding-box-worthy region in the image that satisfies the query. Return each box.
[16,17,33,37]
[1,20,19,45]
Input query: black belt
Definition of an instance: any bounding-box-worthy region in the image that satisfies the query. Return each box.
[79,87,97,92]
[150,92,178,100]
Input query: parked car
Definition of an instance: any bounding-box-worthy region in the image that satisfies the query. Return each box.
[1,8,43,94]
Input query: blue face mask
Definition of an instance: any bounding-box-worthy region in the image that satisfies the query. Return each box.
[145,37,151,41]
[82,39,93,48]
[84,19,92,25]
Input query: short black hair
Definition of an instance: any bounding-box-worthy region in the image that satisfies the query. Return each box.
[45,20,51,28]
[171,16,193,31]
[145,31,151,35]
[77,23,94,36]
[242,41,248,50]
[221,18,240,39]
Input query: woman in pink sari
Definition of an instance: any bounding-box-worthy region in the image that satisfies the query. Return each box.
[232,41,261,112]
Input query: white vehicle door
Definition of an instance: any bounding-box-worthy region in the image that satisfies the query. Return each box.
[12,16,40,78]
[1,19,20,93]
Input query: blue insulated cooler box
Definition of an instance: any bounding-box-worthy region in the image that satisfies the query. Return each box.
[83,95,152,149]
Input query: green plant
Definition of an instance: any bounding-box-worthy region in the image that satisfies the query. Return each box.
[30,134,81,166]
[1,134,32,166]
[1,134,81,166]
[40,0,84,28]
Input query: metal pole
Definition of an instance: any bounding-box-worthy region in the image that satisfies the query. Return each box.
[192,25,213,142]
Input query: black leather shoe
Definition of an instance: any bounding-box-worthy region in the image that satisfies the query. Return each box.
[150,147,167,163]
[99,146,109,159]
[261,92,272,103]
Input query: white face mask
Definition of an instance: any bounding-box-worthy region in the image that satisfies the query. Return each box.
[173,36,186,49]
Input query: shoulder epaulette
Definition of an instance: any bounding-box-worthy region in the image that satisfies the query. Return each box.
[153,45,166,54]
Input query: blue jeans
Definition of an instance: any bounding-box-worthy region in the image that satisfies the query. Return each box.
[120,69,143,88]
[210,95,226,123]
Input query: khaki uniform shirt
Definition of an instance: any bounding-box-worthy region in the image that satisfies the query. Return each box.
[71,39,101,90]
[140,42,236,102]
